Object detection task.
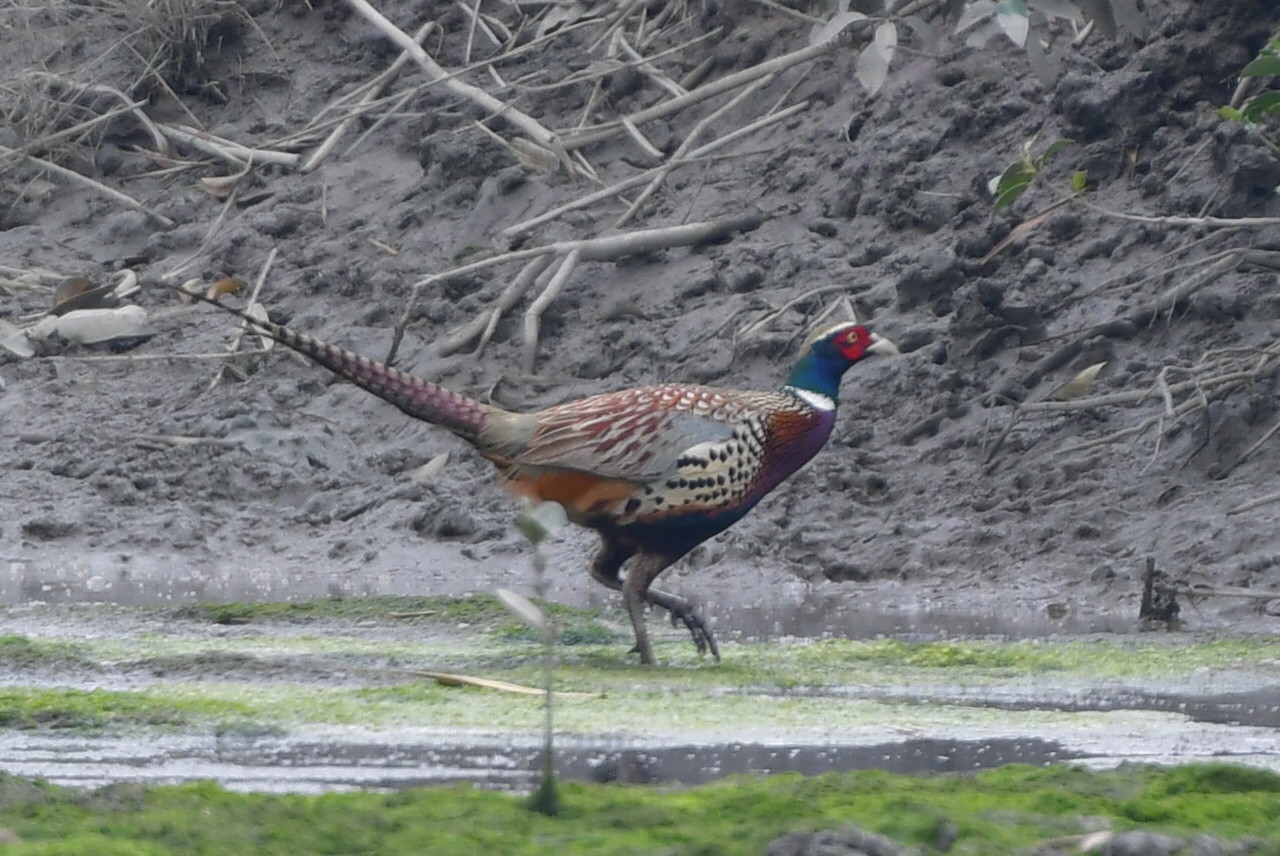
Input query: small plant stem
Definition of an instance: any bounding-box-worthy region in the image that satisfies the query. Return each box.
[528,544,559,816]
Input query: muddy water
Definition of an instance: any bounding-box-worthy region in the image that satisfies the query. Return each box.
[0,733,1077,794]
[0,570,1277,793]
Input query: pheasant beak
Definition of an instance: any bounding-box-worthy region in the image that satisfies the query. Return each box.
[866,332,900,357]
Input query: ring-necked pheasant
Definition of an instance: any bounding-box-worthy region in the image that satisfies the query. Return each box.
[175,286,897,664]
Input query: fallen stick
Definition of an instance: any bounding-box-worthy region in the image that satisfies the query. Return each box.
[1019,363,1280,415]
[158,124,300,168]
[0,101,147,166]
[523,249,581,372]
[1082,200,1280,231]
[0,145,174,228]
[1228,491,1280,515]
[301,21,437,172]
[50,349,271,363]
[560,40,839,151]
[163,185,240,280]
[439,255,554,356]
[738,282,869,340]
[388,214,764,363]
[345,0,570,172]
[21,72,171,155]
[503,102,807,238]
[615,33,687,98]
[616,73,776,227]
[128,433,245,448]
[404,669,601,699]
[207,247,278,391]
[1176,584,1280,601]
[1213,412,1280,480]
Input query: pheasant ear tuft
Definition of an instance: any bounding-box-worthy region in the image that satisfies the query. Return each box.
[800,321,862,355]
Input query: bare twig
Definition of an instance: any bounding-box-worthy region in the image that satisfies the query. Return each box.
[616,73,776,227]
[1229,491,1280,515]
[207,247,278,391]
[1177,584,1280,601]
[0,144,174,228]
[504,101,807,238]
[129,433,245,449]
[615,33,687,98]
[301,21,437,172]
[345,0,571,172]
[523,249,581,372]
[158,124,299,168]
[1081,199,1280,230]
[388,215,764,363]
[440,255,554,357]
[163,176,243,280]
[1019,364,1278,415]
[1213,412,1280,480]
[20,72,171,155]
[0,101,147,166]
[744,0,824,23]
[51,350,272,363]
[560,39,841,151]
[738,282,868,340]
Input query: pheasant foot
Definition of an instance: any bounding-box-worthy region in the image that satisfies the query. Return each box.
[646,588,720,662]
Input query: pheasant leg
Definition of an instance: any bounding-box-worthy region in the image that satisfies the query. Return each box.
[622,580,655,666]
[645,587,720,662]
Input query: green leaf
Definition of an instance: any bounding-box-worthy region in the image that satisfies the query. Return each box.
[1040,138,1074,162]
[994,165,1034,209]
[1242,91,1280,122]
[1241,56,1280,77]
[1217,105,1244,121]
[854,22,897,96]
[995,0,1030,46]
[1070,170,1088,192]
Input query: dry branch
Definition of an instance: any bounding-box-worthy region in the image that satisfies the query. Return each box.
[522,249,582,373]
[559,39,840,151]
[1229,491,1280,515]
[0,101,146,166]
[301,21,438,172]
[616,73,775,227]
[387,215,764,364]
[345,0,570,172]
[1177,584,1280,601]
[1212,412,1280,480]
[1082,200,1280,230]
[19,72,171,155]
[503,102,807,238]
[207,247,278,391]
[158,124,299,168]
[0,144,174,228]
[439,255,554,357]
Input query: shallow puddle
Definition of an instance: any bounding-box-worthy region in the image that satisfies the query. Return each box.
[0,733,1075,793]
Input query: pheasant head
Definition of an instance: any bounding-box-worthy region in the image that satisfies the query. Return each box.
[784,322,898,408]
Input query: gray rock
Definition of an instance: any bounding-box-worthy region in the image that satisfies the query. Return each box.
[766,825,916,856]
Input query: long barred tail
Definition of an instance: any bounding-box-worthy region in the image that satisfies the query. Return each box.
[170,285,490,442]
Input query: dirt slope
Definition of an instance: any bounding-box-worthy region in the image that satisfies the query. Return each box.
[1,0,1279,635]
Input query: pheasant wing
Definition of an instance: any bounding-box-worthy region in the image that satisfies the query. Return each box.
[515,385,761,482]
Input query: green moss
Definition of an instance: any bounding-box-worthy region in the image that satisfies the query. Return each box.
[0,688,254,731]
[167,595,603,630]
[0,765,1276,855]
[495,621,624,646]
[0,635,88,667]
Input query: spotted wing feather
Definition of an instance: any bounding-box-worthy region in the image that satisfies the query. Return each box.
[515,384,772,481]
